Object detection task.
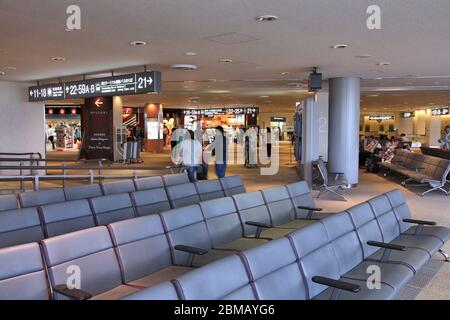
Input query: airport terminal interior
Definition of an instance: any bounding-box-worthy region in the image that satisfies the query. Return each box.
[0,0,449,303]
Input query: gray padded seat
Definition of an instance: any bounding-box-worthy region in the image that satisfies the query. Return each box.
[40,200,96,237]
[286,181,331,219]
[233,192,293,240]
[241,237,308,300]
[195,180,226,201]
[89,193,136,225]
[122,281,180,300]
[134,176,164,191]
[368,194,442,258]
[262,186,314,230]
[199,197,268,252]
[220,176,246,196]
[64,184,103,201]
[161,205,235,267]
[385,190,450,243]
[0,243,50,300]
[288,223,396,300]
[0,194,18,212]
[0,208,45,249]
[321,212,413,290]
[166,183,201,208]
[42,227,139,300]
[347,202,429,274]
[162,173,190,187]
[131,188,171,216]
[174,255,256,300]
[108,215,192,288]
[101,180,136,195]
[19,189,66,208]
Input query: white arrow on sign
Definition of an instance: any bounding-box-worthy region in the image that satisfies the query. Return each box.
[95,99,104,108]
[30,91,33,96]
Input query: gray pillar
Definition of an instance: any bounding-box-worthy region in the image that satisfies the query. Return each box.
[301,97,319,187]
[328,77,360,186]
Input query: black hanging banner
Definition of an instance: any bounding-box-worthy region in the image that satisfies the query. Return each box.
[82,96,114,161]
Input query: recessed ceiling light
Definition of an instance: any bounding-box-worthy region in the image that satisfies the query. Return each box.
[130,41,147,46]
[208,79,217,82]
[355,54,372,59]
[260,95,270,98]
[255,15,278,22]
[209,90,231,94]
[51,57,65,62]
[0,71,6,76]
[218,59,233,63]
[331,44,348,49]
[368,94,380,97]
[3,66,16,70]
[170,64,197,71]
[281,72,290,76]
[185,52,197,56]
[377,62,391,66]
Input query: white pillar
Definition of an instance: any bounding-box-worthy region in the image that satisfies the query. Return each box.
[328,77,361,186]
[113,96,123,162]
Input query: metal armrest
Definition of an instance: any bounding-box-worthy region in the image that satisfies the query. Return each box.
[312,276,360,293]
[246,221,273,239]
[54,284,92,300]
[174,245,208,256]
[403,219,436,226]
[367,241,406,251]
[297,206,323,212]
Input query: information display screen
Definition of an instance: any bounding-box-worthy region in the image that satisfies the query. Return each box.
[29,71,161,101]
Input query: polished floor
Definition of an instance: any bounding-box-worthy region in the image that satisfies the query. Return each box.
[3,142,450,299]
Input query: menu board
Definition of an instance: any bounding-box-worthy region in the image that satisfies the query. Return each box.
[29,71,161,101]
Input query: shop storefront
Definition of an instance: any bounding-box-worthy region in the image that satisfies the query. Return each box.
[45,105,82,152]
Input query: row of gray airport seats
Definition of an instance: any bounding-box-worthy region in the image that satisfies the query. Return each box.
[0,173,247,211]
[125,189,450,300]
[0,181,329,300]
[380,149,450,196]
[0,175,247,249]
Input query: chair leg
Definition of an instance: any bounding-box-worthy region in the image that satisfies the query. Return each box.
[326,187,347,201]
[401,178,413,186]
[420,186,441,197]
[439,249,450,262]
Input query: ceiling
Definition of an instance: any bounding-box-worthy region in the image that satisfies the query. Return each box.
[1,0,449,112]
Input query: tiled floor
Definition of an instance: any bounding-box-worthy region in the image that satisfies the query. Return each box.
[2,142,449,299]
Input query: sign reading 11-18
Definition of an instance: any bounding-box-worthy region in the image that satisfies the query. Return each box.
[29,71,161,102]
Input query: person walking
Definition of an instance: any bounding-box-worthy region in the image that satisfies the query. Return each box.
[214,126,228,178]
[47,125,56,150]
[266,127,272,159]
[438,126,450,150]
[173,130,203,183]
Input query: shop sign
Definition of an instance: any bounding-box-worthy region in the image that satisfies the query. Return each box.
[271,117,287,122]
[431,107,449,116]
[401,112,414,118]
[368,116,395,121]
[182,107,259,116]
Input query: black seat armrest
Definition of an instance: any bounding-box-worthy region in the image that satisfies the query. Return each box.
[367,241,406,251]
[246,221,272,239]
[54,285,92,300]
[403,218,436,226]
[174,245,208,256]
[312,276,360,293]
[297,206,323,212]
[245,221,273,229]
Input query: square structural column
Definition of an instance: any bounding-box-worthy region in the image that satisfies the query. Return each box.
[328,77,361,186]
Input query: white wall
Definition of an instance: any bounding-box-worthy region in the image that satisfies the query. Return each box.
[0,81,45,156]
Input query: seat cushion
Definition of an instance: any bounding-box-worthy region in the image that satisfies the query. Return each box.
[215,238,268,252]
[277,220,316,230]
[128,266,192,288]
[403,226,450,243]
[192,249,236,267]
[342,261,413,290]
[391,234,444,257]
[260,228,295,240]
[366,246,429,273]
[313,278,396,300]
[122,281,179,300]
[91,285,140,300]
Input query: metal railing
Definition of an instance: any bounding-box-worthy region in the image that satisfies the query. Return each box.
[0,164,186,191]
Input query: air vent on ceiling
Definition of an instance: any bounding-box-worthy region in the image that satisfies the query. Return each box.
[170,64,197,71]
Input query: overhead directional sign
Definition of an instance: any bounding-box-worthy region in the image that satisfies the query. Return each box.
[28,71,161,101]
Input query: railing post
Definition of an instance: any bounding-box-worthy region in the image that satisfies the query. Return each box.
[133,170,138,180]
[34,175,39,191]
[98,161,103,184]
[19,161,24,191]
[62,163,66,188]
[89,170,94,184]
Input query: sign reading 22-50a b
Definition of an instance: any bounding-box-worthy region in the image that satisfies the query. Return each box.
[28,71,161,101]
